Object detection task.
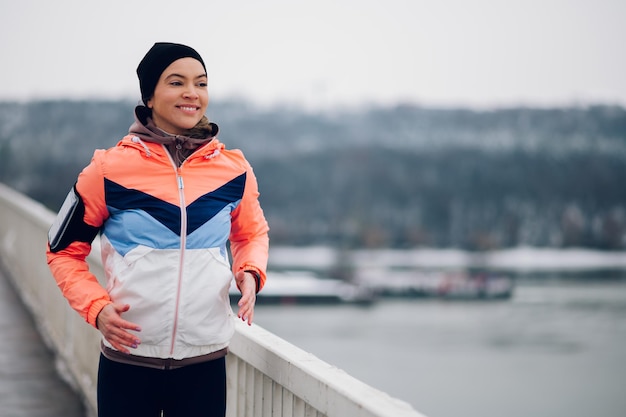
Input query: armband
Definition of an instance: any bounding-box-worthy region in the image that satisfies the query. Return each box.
[48,184,100,252]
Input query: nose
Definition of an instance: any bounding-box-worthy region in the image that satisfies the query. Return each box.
[183,84,199,99]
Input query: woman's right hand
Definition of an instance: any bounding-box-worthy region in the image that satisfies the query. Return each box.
[96,303,142,354]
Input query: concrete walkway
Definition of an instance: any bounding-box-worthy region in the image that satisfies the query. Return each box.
[0,266,85,417]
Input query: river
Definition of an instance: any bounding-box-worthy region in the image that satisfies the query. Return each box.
[254,274,626,417]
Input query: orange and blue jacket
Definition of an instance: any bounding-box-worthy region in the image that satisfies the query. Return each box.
[46,120,269,359]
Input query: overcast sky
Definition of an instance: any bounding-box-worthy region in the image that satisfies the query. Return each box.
[1,0,625,109]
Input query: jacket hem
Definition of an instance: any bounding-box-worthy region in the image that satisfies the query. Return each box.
[102,338,231,361]
[101,342,228,370]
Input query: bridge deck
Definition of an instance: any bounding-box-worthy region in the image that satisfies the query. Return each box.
[0,265,84,417]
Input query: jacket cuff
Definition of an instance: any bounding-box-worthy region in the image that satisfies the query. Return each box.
[87,299,112,328]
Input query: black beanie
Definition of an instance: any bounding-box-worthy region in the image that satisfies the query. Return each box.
[137,42,207,105]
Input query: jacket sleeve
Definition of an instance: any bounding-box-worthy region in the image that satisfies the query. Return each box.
[46,150,111,327]
[229,160,270,292]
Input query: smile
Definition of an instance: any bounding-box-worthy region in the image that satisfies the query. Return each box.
[178,106,199,112]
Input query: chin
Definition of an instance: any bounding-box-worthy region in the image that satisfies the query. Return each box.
[175,121,199,132]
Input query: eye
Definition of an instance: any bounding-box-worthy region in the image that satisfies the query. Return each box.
[170,81,183,86]
[198,81,208,88]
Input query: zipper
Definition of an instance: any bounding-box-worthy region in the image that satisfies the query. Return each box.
[164,145,188,357]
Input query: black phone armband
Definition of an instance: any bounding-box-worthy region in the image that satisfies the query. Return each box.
[48,185,100,253]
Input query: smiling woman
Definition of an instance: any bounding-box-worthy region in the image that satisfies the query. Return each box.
[45,42,270,417]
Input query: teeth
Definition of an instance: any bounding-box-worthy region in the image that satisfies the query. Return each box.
[180,106,197,111]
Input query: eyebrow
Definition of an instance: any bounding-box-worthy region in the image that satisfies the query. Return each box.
[164,73,207,80]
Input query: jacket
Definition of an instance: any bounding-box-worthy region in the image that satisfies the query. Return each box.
[46,123,269,360]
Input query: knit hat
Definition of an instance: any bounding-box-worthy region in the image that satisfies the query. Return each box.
[136,42,206,105]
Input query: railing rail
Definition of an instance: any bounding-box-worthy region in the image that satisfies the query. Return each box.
[0,182,425,417]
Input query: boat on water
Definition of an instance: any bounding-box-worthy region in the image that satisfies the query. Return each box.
[229,271,376,305]
[354,268,514,300]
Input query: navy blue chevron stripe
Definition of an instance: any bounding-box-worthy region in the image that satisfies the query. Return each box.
[187,173,246,234]
[105,178,181,234]
[104,173,246,236]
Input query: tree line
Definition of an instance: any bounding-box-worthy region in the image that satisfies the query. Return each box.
[1,99,625,250]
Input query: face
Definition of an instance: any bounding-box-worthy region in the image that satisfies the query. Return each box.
[147,57,209,135]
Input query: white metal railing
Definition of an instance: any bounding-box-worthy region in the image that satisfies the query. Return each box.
[0,182,425,417]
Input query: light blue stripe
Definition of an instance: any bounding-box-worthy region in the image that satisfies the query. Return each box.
[104,208,180,256]
[104,204,238,256]
[186,205,234,249]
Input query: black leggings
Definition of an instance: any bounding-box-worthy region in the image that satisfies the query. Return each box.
[97,354,226,417]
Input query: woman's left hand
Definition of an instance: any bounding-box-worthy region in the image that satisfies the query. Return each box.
[235,270,257,325]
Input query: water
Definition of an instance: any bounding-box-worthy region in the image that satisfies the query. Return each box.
[254,276,626,417]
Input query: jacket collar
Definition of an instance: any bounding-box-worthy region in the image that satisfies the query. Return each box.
[126,105,222,163]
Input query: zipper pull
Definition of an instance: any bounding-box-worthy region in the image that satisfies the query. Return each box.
[178,176,184,189]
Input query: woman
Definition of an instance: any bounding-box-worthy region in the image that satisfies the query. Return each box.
[46,42,269,416]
